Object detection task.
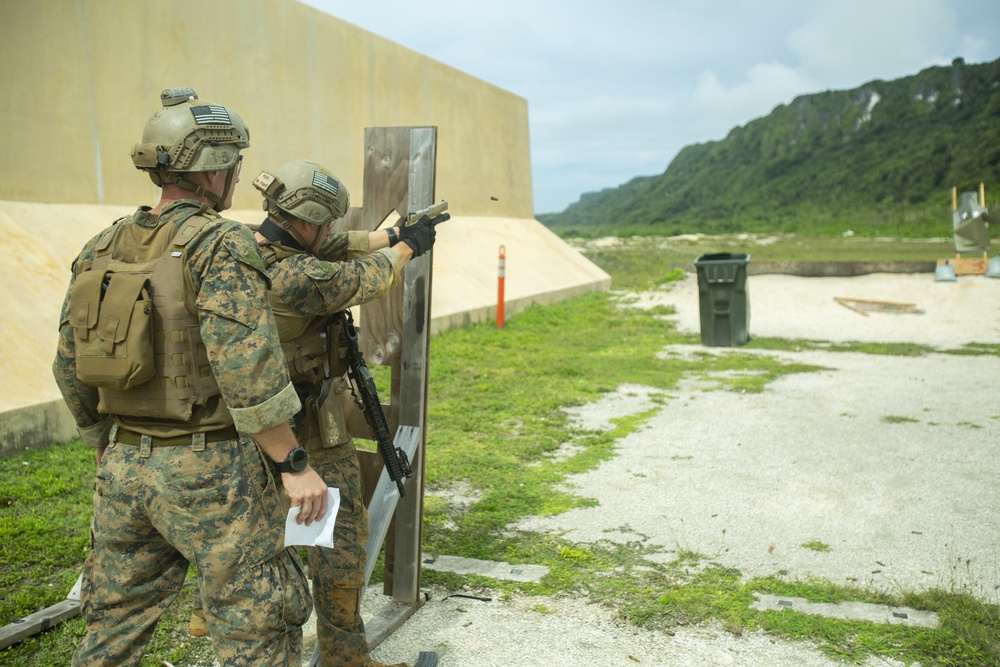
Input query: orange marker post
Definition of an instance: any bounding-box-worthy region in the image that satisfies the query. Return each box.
[497,245,506,328]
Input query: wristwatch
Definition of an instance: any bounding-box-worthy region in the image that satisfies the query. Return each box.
[386,226,399,246]
[275,446,309,473]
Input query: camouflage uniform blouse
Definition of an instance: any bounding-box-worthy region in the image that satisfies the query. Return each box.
[264,229,401,316]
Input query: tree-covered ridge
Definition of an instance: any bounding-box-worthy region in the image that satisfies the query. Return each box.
[540,57,1000,238]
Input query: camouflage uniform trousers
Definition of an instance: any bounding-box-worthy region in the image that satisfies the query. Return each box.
[309,438,379,667]
[73,432,311,667]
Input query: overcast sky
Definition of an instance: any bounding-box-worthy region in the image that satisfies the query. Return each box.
[302,0,1000,215]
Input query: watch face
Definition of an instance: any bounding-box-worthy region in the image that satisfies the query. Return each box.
[289,447,309,471]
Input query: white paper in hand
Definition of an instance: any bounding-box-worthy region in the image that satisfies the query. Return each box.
[284,487,340,548]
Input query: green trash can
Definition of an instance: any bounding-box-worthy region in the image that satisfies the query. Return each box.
[694,253,750,347]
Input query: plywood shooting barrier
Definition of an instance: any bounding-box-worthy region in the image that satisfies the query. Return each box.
[0,127,438,659]
[308,125,439,663]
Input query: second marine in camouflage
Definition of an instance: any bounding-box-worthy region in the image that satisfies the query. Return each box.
[252,159,439,667]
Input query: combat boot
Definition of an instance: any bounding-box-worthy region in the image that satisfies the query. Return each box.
[316,586,436,667]
[188,606,209,637]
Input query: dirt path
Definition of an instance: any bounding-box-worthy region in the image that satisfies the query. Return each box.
[365,272,1000,667]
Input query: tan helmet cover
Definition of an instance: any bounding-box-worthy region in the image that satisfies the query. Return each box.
[253,160,350,226]
[131,87,250,186]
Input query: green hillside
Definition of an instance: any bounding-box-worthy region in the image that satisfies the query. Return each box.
[540,57,1000,239]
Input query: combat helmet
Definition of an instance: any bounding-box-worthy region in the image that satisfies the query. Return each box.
[253,159,350,227]
[131,87,250,211]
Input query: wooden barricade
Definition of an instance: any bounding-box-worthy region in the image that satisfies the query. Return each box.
[318,126,439,658]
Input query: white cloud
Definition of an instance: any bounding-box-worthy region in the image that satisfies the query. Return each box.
[958,34,993,63]
[788,0,957,85]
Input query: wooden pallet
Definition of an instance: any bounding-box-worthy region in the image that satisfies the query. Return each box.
[936,253,988,276]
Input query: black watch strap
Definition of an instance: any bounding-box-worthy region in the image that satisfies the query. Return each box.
[386,227,398,246]
[275,446,309,473]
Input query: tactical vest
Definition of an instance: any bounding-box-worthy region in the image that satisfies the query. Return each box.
[69,204,223,425]
[258,242,350,385]
[258,240,354,455]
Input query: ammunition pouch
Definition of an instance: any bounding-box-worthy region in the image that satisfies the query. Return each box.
[75,206,223,423]
[70,270,155,390]
[317,376,352,453]
[281,330,327,384]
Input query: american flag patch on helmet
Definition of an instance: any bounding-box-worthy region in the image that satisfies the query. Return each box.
[312,171,340,197]
[191,105,232,125]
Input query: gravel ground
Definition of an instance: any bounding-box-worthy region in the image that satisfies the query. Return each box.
[360,273,1000,666]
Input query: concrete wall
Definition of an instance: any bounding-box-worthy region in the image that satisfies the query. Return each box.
[0,0,533,218]
[0,200,611,454]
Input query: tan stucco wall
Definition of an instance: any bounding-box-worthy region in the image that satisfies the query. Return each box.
[0,2,613,453]
[0,0,533,217]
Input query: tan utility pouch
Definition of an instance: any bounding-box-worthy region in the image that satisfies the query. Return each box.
[317,376,353,451]
[70,271,154,390]
[294,391,324,452]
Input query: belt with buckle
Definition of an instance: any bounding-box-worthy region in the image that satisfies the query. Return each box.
[116,425,240,447]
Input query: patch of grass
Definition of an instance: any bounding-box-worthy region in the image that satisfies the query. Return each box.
[747,337,937,356]
[945,343,1000,357]
[558,546,594,562]
[576,235,955,292]
[881,415,920,424]
[654,267,687,285]
[801,540,832,553]
[693,357,825,393]
[0,442,94,626]
[644,304,677,318]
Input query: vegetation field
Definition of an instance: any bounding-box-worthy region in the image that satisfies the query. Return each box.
[570,233,960,291]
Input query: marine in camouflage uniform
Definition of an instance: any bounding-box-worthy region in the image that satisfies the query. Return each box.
[52,89,328,666]
[251,160,439,667]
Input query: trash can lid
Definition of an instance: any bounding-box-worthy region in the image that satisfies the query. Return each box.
[694,252,751,265]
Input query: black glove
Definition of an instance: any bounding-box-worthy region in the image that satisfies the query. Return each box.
[397,215,437,257]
